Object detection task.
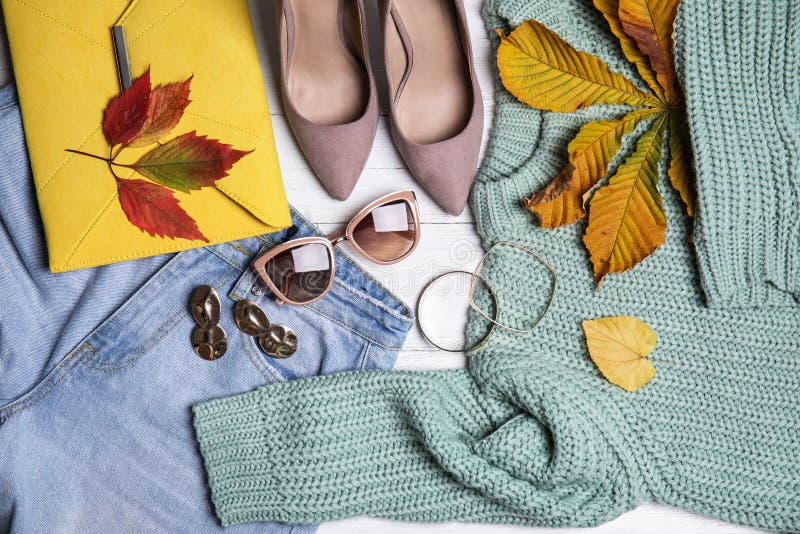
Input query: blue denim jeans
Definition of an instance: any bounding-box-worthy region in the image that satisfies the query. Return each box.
[0,83,414,532]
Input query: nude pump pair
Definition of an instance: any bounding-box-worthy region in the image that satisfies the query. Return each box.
[276,0,483,216]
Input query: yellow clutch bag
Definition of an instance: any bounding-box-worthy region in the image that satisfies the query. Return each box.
[1,0,292,272]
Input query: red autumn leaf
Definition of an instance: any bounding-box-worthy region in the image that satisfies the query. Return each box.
[74,67,252,242]
[127,131,252,192]
[103,68,152,147]
[117,177,208,242]
[127,76,193,148]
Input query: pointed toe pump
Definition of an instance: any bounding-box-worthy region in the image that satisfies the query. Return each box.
[380,0,484,216]
[277,0,378,200]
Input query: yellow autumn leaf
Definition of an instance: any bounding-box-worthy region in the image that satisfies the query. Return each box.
[526,108,656,228]
[584,116,668,282]
[619,0,681,103]
[582,315,656,392]
[667,113,696,216]
[593,0,664,100]
[496,20,658,113]
[505,0,694,282]
[525,164,583,228]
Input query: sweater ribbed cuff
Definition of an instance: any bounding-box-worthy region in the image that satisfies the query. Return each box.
[192,371,504,527]
[193,368,643,529]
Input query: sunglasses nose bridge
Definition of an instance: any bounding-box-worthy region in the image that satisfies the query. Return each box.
[325,227,347,247]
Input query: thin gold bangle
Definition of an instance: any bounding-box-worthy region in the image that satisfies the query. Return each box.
[416,270,499,353]
[468,241,557,334]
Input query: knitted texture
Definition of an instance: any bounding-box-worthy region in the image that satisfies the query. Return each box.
[673,0,800,307]
[193,0,800,530]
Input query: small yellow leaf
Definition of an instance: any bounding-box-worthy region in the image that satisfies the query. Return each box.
[584,116,668,282]
[526,108,655,228]
[593,0,665,100]
[619,0,681,103]
[667,113,696,216]
[582,315,656,391]
[496,20,658,113]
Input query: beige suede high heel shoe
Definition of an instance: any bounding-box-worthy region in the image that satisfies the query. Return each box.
[277,0,378,200]
[380,0,484,216]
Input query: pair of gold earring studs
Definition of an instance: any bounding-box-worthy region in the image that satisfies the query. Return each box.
[190,285,298,361]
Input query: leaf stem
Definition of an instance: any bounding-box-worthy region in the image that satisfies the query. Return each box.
[109,162,124,184]
[66,148,128,186]
[65,149,111,163]
[111,144,125,161]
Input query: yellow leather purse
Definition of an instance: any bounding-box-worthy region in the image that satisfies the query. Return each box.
[2,0,291,272]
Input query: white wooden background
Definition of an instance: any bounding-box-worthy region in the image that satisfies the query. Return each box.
[0,2,761,533]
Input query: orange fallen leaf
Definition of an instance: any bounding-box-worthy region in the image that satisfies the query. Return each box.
[584,115,668,282]
[527,108,657,228]
[619,0,681,103]
[498,0,694,284]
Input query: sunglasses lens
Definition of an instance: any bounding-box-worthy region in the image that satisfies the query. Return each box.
[264,243,333,303]
[352,200,416,262]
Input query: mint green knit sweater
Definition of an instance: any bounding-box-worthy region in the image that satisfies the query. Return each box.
[193,0,800,530]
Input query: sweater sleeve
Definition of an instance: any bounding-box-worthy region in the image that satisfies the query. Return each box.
[192,369,642,528]
[673,0,800,308]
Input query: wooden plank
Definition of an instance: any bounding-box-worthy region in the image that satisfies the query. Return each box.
[285,171,476,224]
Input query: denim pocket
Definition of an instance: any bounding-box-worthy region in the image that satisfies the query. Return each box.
[227,242,413,381]
[360,341,402,370]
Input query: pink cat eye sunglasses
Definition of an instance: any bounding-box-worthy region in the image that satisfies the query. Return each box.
[252,190,421,305]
